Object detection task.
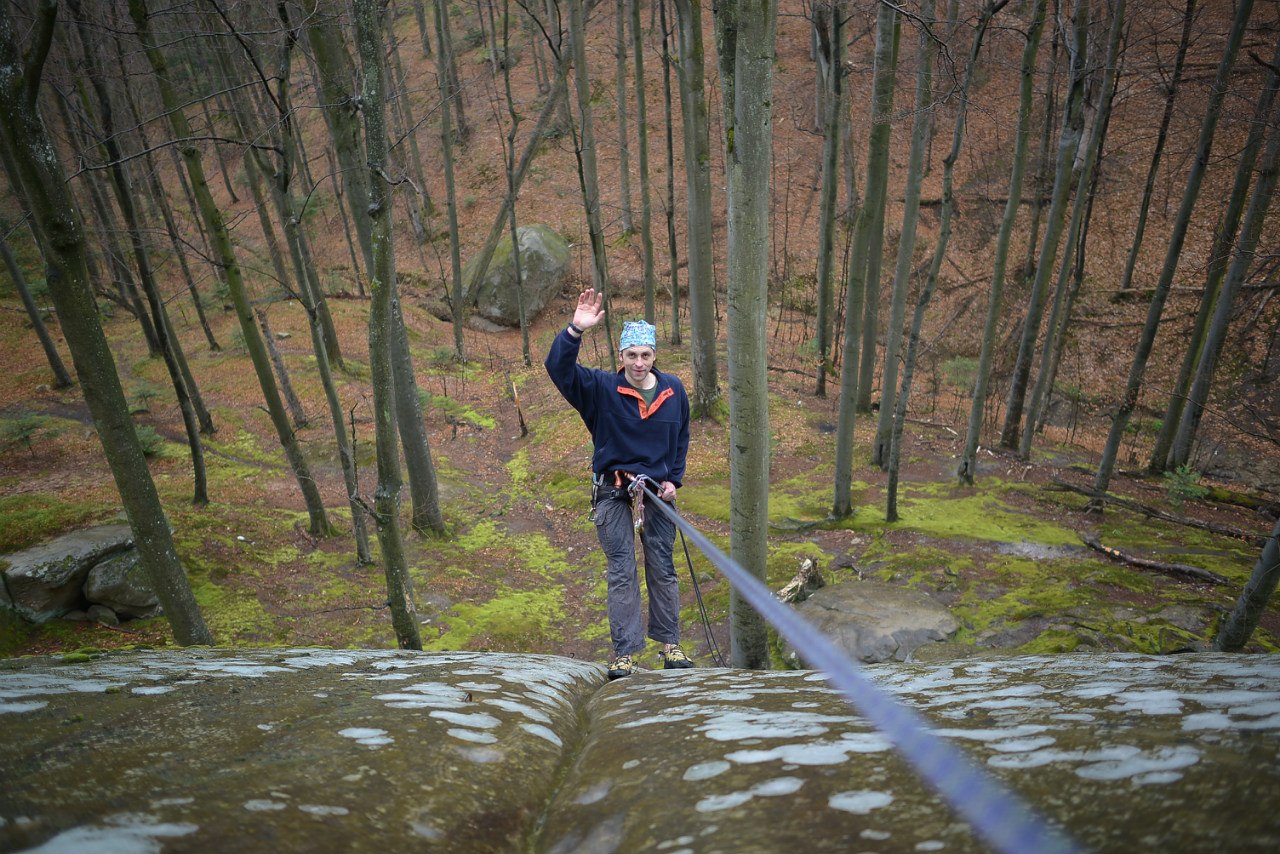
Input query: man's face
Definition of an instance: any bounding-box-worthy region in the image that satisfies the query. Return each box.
[621,346,655,385]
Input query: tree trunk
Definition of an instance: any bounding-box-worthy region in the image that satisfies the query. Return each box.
[72,1,210,504]
[1169,89,1280,470]
[353,0,424,650]
[673,0,719,415]
[390,291,446,535]
[813,1,842,399]
[615,0,634,234]
[0,0,212,645]
[0,232,73,388]
[631,0,657,325]
[385,10,434,236]
[256,308,309,428]
[1000,0,1089,449]
[958,0,1047,485]
[832,203,870,518]
[130,0,332,536]
[661,0,681,344]
[120,70,221,353]
[1019,23,1060,286]
[1021,0,1125,459]
[1150,14,1274,474]
[500,0,531,366]
[1118,0,1195,294]
[886,0,1007,522]
[873,0,933,468]
[568,0,615,366]
[59,88,160,353]
[439,0,469,144]
[305,1,376,274]
[412,0,433,55]
[855,3,900,414]
[434,0,466,357]
[1214,516,1280,651]
[248,4,345,368]
[715,0,776,670]
[1091,0,1255,501]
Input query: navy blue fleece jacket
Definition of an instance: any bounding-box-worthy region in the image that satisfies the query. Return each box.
[545,327,690,487]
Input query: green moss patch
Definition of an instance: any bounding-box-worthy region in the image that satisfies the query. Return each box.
[0,494,105,554]
[423,587,567,651]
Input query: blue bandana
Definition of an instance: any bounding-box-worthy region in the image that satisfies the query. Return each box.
[619,320,657,351]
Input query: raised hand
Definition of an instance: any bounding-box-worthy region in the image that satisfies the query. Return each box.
[572,288,605,331]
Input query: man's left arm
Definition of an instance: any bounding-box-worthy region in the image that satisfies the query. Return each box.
[661,383,691,501]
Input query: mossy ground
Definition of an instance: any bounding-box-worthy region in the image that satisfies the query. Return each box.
[1,268,1275,663]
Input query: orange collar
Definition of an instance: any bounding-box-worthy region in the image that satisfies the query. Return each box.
[617,384,675,419]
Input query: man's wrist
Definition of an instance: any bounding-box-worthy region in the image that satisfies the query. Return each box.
[567,322,584,337]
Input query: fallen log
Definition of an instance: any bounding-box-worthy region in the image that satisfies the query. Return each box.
[1081,533,1230,585]
[1049,478,1266,547]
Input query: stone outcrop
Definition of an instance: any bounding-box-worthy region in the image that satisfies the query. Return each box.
[81,550,162,620]
[461,224,571,327]
[1,648,1277,853]
[0,525,140,624]
[783,580,960,665]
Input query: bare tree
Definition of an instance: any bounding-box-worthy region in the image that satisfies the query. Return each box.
[873,0,935,469]
[353,0,424,650]
[813,0,843,398]
[435,0,466,357]
[0,221,73,389]
[715,0,777,669]
[614,0,634,234]
[0,0,211,645]
[1150,14,1274,474]
[1215,515,1280,651]
[886,0,1008,522]
[631,0,658,324]
[673,0,719,415]
[1021,0,1126,459]
[1091,0,1256,502]
[958,0,1048,485]
[1170,88,1280,470]
[834,0,901,517]
[1000,0,1090,450]
[129,0,333,535]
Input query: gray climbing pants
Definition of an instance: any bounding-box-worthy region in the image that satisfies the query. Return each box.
[593,491,680,656]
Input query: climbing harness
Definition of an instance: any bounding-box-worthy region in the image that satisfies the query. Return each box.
[635,483,1082,854]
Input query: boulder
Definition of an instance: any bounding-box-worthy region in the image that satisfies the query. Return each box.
[785,580,959,665]
[0,524,133,623]
[83,549,162,619]
[86,603,120,627]
[461,224,571,327]
[1,649,1277,853]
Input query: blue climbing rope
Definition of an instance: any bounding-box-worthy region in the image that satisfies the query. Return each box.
[638,481,1084,854]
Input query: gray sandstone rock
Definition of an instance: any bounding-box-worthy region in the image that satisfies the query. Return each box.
[2,650,1280,850]
[83,549,162,619]
[1,648,1277,853]
[86,604,120,627]
[786,580,960,664]
[462,224,572,327]
[0,524,133,623]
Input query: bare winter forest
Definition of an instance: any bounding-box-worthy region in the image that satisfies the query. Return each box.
[1,0,1278,662]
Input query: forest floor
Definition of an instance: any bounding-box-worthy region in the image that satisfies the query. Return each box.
[1,1,1278,665]
[0,284,1275,667]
